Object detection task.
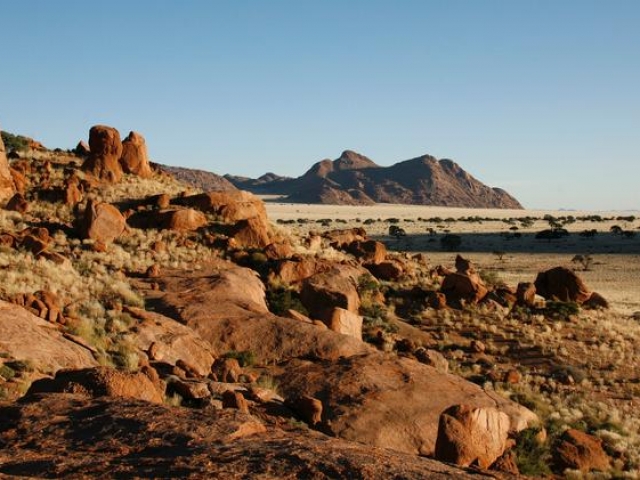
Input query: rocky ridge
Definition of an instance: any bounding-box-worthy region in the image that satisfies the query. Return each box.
[224,149,523,208]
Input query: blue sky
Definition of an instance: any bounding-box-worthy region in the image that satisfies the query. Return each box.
[1,1,639,210]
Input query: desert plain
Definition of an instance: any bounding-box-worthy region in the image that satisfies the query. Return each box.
[266,199,640,314]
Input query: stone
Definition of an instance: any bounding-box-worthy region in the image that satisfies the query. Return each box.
[124,308,215,378]
[0,126,16,202]
[275,353,537,457]
[345,240,387,264]
[228,216,271,248]
[81,125,123,182]
[168,378,211,400]
[75,140,91,156]
[64,178,83,206]
[119,131,153,178]
[222,390,249,414]
[79,200,126,244]
[325,307,363,340]
[212,358,242,383]
[174,190,267,223]
[160,209,207,231]
[27,366,164,404]
[434,404,511,469]
[516,282,536,307]
[300,268,361,322]
[289,395,323,426]
[534,266,593,304]
[364,260,404,281]
[0,300,97,372]
[441,272,488,306]
[414,348,449,373]
[5,193,29,213]
[554,428,611,472]
[584,291,609,309]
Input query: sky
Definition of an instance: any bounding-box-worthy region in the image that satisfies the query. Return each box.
[1,1,639,210]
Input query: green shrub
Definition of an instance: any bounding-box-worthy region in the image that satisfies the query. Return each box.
[0,364,16,380]
[1,131,31,151]
[266,285,308,316]
[544,301,579,320]
[513,427,552,476]
[224,350,256,367]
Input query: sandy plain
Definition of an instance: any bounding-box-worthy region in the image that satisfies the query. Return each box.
[264,199,640,315]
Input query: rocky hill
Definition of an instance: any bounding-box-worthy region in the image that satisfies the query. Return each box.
[159,163,237,192]
[0,124,628,477]
[225,150,523,208]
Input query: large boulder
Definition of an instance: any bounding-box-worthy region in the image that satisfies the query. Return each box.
[273,352,537,456]
[158,209,207,231]
[228,216,271,248]
[534,266,593,304]
[119,131,153,178]
[345,240,387,264]
[140,262,370,363]
[123,308,216,378]
[434,404,511,469]
[79,200,126,244]
[325,307,363,340]
[174,191,267,223]
[0,300,98,373]
[0,126,17,203]
[441,272,488,307]
[300,267,361,322]
[81,125,124,182]
[27,366,164,404]
[553,428,611,472]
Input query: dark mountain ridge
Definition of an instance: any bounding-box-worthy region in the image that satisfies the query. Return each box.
[225,150,523,209]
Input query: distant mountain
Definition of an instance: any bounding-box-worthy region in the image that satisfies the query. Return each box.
[225,150,523,209]
[159,164,237,192]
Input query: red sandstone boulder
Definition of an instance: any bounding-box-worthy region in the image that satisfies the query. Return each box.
[120,131,153,178]
[228,216,271,248]
[434,404,511,469]
[300,268,361,322]
[345,240,387,264]
[325,307,363,340]
[364,259,404,281]
[441,272,488,307]
[273,353,537,457]
[175,191,267,222]
[27,366,164,404]
[81,125,123,182]
[323,227,367,249]
[159,209,207,231]
[534,266,592,303]
[79,200,126,244]
[5,193,29,213]
[516,282,537,307]
[554,428,611,472]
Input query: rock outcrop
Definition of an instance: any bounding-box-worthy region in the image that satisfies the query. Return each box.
[534,266,608,307]
[78,200,126,244]
[274,352,537,457]
[0,300,98,373]
[0,394,495,479]
[81,125,124,182]
[27,366,164,404]
[434,404,511,469]
[120,131,153,178]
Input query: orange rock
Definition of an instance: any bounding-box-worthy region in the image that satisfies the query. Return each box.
[81,125,123,183]
[119,131,153,178]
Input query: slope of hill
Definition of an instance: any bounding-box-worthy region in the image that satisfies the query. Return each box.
[159,164,237,192]
[226,150,523,209]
